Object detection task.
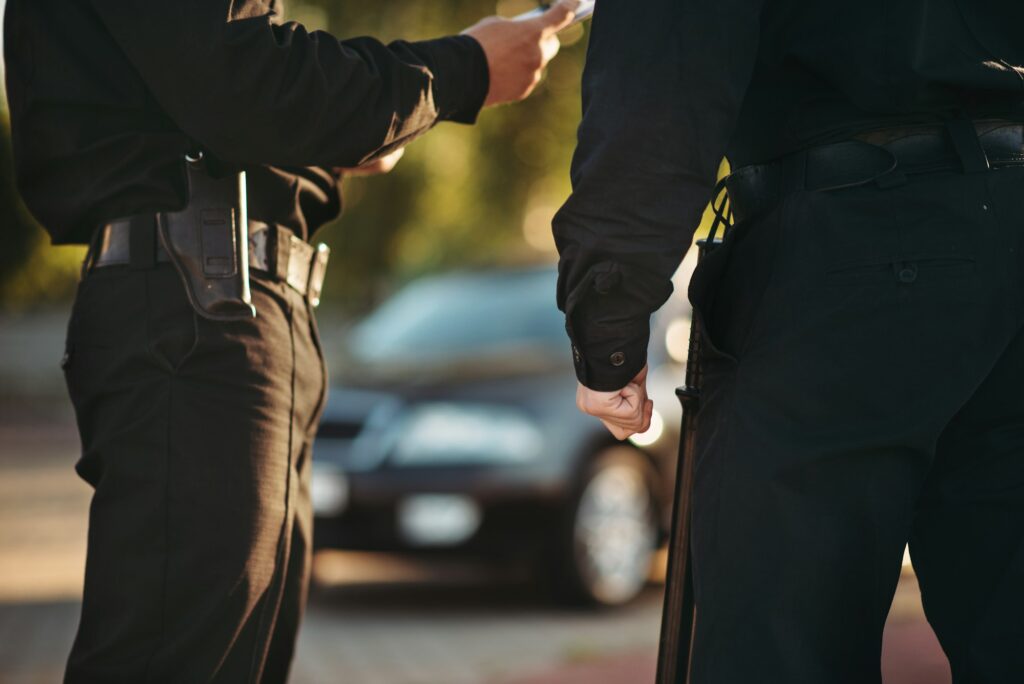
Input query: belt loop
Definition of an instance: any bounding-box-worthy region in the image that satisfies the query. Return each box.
[272,226,291,282]
[81,226,104,279]
[781,150,808,192]
[129,215,157,270]
[945,116,990,174]
[266,225,279,279]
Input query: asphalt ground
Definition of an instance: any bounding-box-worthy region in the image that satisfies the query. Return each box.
[0,313,951,683]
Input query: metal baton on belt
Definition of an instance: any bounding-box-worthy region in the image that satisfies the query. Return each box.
[656,183,731,684]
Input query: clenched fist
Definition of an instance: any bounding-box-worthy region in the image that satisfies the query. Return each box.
[463,0,579,107]
[576,365,654,441]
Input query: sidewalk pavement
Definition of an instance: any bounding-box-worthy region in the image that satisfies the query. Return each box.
[503,619,951,684]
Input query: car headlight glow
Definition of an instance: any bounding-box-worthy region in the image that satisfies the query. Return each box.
[392,403,544,466]
[629,409,665,448]
[398,494,482,547]
[311,463,350,516]
[665,317,691,364]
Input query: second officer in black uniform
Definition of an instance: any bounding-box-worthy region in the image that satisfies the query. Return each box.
[558,0,1024,681]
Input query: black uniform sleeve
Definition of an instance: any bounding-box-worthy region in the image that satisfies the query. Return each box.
[89,0,489,167]
[552,0,765,391]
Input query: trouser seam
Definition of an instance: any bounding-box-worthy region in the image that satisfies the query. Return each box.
[305,301,328,434]
[692,363,741,679]
[247,292,297,682]
[141,299,172,683]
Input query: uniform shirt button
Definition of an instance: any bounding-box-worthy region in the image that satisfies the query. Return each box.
[610,351,626,367]
[897,265,918,283]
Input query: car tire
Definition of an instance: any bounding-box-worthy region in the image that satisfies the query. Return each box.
[547,446,659,608]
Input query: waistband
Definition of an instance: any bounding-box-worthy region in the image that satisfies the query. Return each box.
[724,120,1024,225]
[89,218,330,306]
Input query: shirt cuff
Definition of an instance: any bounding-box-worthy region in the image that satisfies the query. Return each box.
[567,320,652,391]
[409,35,490,125]
[562,261,674,391]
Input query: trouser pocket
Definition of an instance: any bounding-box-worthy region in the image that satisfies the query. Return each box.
[145,267,200,372]
[688,199,786,363]
[61,285,80,389]
[825,255,976,286]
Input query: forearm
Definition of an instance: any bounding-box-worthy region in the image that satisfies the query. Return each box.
[554,0,765,390]
[90,0,489,167]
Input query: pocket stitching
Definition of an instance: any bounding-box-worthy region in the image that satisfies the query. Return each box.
[143,270,201,373]
[826,255,976,284]
[731,193,794,360]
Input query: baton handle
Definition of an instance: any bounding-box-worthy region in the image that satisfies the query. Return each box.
[656,238,717,684]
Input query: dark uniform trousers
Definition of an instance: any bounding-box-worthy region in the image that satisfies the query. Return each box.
[689,167,1024,683]
[61,262,327,683]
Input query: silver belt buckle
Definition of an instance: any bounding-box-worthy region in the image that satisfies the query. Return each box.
[307,243,330,307]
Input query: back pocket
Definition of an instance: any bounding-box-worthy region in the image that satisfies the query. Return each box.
[826,255,975,286]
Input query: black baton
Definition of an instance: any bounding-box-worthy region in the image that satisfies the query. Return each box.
[656,181,731,684]
[654,240,709,684]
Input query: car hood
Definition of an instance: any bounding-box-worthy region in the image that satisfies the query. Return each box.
[316,356,586,474]
[333,345,568,394]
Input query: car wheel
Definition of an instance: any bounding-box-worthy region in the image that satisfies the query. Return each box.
[551,446,659,607]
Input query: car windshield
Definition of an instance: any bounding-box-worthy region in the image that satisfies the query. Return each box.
[349,268,566,363]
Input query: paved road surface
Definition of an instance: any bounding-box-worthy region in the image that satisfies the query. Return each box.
[0,406,951,684]
[0,311,951,684]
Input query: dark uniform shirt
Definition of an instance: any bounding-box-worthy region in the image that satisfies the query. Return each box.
[554,0,1024,391]
[4,0,489,244]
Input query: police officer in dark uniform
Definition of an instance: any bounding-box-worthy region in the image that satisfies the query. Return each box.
[556,0,1024,681]
[4,0,578,681]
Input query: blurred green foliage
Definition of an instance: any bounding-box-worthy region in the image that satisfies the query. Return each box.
[0,114,87,311]
[305,0,589,311]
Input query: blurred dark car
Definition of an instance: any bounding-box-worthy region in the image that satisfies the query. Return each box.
[312,266,689,606]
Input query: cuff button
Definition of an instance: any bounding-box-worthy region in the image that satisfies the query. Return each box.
[609,351,626,367]
[572,346,583,365]
[897,264,918,283]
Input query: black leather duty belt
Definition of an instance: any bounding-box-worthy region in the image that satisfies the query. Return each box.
[725,120,1024,223]
[90,219,330,307]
